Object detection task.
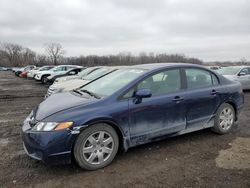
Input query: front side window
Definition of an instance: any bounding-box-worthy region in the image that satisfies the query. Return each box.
[122,69,181,99]
[137,69,181,96]
[186,68,216,89]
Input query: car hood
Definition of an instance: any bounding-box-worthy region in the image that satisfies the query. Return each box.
[52,79,90,91]
[56,75,81,83]
[34,92,95,121]
[36,70,52,75]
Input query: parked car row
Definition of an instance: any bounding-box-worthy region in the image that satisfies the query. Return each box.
[20,63,244,171]
[12,65,84,83]
[0,66,12,71]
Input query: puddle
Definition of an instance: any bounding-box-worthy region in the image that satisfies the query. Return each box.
[216,137,250,169]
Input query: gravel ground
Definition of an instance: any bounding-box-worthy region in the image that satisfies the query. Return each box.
[0,71,249,188]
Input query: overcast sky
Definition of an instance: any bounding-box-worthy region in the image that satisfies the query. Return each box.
[0,0,249,61]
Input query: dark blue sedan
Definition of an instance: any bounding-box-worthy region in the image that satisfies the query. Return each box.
[22,63,244,170]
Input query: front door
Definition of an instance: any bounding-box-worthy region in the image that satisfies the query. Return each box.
[128,68,186,145]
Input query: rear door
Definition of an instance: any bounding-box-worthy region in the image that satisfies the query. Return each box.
[184,68,223,128]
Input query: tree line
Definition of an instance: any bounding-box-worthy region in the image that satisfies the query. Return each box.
[0,42,247,68]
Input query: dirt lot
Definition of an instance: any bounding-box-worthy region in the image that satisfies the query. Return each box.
[0,71,250,188]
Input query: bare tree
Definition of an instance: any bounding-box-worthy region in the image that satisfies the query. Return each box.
[45,43,65,65]
[21,48,36,66]
[0,43,23,66]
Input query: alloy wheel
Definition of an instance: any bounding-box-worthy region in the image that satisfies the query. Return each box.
[82,131,114,165]
[219,107,234,130]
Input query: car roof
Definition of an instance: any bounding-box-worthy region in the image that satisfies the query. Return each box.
[132,63,204,70]
[55,65,81,67]
[224,66,250,68]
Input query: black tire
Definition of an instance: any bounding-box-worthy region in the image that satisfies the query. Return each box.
[41,76,48,84]
[74,123,119,170]
[211,103,235,134]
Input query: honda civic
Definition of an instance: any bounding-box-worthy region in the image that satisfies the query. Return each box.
[22,63,244,170]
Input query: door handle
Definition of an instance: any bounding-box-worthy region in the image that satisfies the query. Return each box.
[172,96,184,103]
[210,89,218,95]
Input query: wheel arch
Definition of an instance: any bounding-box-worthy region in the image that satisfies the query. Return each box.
[41,74,51,78]
[222,100,238,121]
[71,118,128,157]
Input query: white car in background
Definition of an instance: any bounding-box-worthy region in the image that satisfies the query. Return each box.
[45,67,119,97]
[208,66,221,71]
[27,66,54,78]
[218,66,250,89]
[34,65,82,84]
[54,66,102,83]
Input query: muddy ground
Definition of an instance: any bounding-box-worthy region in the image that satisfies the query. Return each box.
[0,71,249,188]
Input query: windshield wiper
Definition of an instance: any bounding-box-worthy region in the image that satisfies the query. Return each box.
[81,89,101,99]
[73,89,83,95]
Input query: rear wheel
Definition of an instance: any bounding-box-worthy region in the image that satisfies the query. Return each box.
[212,103,235,134]
[74,123,119,170]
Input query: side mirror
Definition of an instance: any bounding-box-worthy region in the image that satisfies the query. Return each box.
[238,72,246,76]
[135,89,152,98]
[134,89,152,104]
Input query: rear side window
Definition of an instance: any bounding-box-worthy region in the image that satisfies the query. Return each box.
[185,68,218,89]
[211,74,219,85]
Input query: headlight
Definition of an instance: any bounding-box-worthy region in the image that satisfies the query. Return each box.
[32,122,73,131]
[23,111,33,124]
[48,86,63,94]
[53,88,63,94]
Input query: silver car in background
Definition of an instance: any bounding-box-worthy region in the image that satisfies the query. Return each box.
[218,66,250,89]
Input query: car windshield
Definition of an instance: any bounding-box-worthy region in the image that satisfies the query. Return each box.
[39,66,52,71]
[218,67,241,75]
[78,67,99,77]
[83,68,114,81]
[80,68,146,97]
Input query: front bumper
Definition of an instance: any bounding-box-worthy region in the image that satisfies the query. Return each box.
[22,123,77,165]
[34,74,42,81]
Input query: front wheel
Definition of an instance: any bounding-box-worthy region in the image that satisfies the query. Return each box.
[212,103,235,134]
[74,123,119,170]
[41,76,48,84]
